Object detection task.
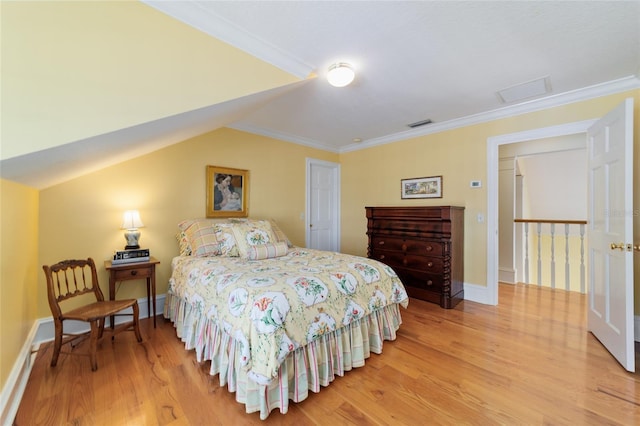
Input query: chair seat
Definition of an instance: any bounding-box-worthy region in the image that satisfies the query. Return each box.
[62,299,138,322]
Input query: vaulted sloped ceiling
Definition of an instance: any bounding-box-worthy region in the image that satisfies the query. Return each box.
[0,1,307,189]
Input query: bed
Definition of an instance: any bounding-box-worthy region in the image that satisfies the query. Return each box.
[164,218,409,419]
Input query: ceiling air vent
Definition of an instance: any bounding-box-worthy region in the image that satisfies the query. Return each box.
[407,119,433,128]
[497,76,552,104]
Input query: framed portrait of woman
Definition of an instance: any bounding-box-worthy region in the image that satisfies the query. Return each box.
[206,165,249,217]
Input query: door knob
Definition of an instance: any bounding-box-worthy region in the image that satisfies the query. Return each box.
[611,243,635,251]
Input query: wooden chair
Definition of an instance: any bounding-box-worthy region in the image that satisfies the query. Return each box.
[43,258,143,371]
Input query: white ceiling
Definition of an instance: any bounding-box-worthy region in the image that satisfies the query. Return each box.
[3,1,639,189]
[148,0,640,151]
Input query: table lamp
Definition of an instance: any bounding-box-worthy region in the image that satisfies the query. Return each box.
[121,210,144,250]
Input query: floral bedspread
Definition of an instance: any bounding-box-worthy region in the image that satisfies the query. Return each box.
[168,248,409,385]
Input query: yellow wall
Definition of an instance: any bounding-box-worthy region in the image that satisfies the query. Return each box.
[37,128,338,318]
[0,179,39,387]
[339,90,640,295]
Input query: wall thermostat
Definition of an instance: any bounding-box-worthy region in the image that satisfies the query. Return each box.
[470,180,482,188]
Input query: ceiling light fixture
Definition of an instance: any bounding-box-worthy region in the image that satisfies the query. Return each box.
[327,62,355,87]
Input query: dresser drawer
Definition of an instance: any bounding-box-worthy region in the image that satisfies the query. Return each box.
[369,219,444,235]
[371,250,444,273]
[371,236,445,257]
[395,268,444,291]
[113,266,152,281]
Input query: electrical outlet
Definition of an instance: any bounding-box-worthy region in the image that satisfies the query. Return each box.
[470,180,482,188]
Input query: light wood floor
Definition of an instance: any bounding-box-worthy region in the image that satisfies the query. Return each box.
[14,283,640,425]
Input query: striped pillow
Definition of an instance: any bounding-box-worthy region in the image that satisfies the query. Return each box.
[183,220,221,256]
[245,242,289,260]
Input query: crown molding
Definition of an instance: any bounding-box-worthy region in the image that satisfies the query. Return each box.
[142,1,315,79]
[340,75,640,153]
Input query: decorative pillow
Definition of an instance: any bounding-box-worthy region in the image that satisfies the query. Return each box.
[213,223,241,257]
[268,219,294,248]
[182,220,222,257]
[245,242,289,260]
[229,220,278,258]
[176,231,192,256]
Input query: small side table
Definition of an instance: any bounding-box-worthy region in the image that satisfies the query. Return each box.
[105,256,160,328]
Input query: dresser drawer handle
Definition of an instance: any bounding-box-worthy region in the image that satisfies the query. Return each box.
[130,270,138,276]
[379,255,385,260]
[378,241,385,245]
[402,259,408,266]
[427,280,433,286]
[426,245,433,252]
[427,262,433,268]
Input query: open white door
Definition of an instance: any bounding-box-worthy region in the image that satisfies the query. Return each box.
[587,98,634,372]
[306,159,340,251]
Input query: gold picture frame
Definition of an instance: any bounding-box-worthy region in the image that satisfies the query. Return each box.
[206,165,249,217]
[401,175,443,199]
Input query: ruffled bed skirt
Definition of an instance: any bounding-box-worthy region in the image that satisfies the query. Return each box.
[164,293,404,420]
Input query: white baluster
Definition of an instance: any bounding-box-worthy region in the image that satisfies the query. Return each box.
[564,223,570,291]
[580,224,586,294]
[550,224,556,289]
[524,222,530,284]
[537,223,542,286]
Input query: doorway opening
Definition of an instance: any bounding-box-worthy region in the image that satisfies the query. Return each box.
[498,137,588,293]
[486,119,597,305]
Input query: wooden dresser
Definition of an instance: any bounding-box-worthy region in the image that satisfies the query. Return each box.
[366,206,464,308]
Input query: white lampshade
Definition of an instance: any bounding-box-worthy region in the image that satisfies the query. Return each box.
[121,210,144,230]
[327,62,355,87]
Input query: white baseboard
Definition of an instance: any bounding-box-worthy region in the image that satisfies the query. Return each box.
[0,294,165,426]
[463,281,497,305]
[0,321,39,426]
[498,267,516,284]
